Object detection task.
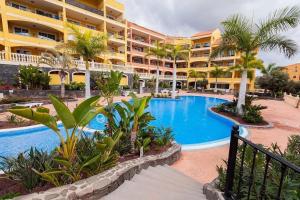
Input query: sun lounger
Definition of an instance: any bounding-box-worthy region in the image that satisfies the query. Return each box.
[15,102,43,108]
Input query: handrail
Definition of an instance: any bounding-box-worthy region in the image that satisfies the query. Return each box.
[65,0,104,16]
[224,126,300,199]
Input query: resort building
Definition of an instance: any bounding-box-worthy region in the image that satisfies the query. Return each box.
[281,63,300,81]
[0,0,255,91]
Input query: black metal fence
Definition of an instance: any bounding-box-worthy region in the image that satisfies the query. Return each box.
[224,126,300,200]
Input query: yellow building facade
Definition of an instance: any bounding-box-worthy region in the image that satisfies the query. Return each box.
[282,63,300,81]
[0,0,255,91]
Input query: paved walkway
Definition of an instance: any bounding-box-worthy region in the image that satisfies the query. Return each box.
[172,95,300,184]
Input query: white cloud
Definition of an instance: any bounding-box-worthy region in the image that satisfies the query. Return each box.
[119,0,300,66]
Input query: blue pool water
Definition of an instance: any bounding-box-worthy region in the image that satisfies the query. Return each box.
[89,96,234,145]
[0,96,236,157]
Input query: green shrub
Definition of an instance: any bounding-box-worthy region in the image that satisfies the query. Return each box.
[0,148,53,191]
[18,65,50,90]
[154,127,174,147]
[242,106,263,124]
[6,114,25,125]
[0,192,20,200]
[0,96,31,104]
[217,135,300,199]
[65,82,85,90]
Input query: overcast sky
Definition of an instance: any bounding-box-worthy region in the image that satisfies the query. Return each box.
[119,0,300,67]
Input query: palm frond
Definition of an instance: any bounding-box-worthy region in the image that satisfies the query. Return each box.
[256,6,300,38]
[260,34,297,58]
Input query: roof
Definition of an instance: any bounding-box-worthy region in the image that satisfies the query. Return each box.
[191,30,213,38]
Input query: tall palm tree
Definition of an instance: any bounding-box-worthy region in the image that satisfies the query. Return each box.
[261,63,280,76]
[65,25,107,98]
[188,69,206,90]
[39,47,75,98]
[166,44,189,99]
[210,66,226,93]
[146,41,167,95]
[210,6,300,115]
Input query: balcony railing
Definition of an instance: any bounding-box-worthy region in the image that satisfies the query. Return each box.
[7,3,61,20]
[136,73,187,80]
[66,0,104,16]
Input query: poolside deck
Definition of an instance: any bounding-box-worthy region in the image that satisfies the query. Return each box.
[172,94,300,184]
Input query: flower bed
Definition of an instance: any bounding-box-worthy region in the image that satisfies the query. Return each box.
[9,143,180,200]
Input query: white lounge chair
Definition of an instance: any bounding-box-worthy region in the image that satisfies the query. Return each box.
[15,102,43,108]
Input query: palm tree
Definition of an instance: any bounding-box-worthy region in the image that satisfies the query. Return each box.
[146,41,167,95]
[39,48,75,98]
[65,25,107,98]
[166,44,189,99]
[261,63,280,76]
[210,6,300,115]
[188,69,206,90]
[210,66,225,93]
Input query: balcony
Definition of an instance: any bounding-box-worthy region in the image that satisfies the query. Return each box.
[106,51,126,60]
[108,33,126,44]
[66,0,104,16]
[6,6,63,30]
[212,55,238,61]
[8,33,60,48]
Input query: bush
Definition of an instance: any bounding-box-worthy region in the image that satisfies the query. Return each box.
[242,106,263,123]
[18,65,50,90]
[154,127,174,147]
[0,148,54,190]
[65,82,85,90]
[217,135,300,199]
[0,96,31,105]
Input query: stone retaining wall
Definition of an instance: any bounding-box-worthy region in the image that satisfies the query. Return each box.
[203,179,225,200]
[14,144,181,200]
[284,92,300,109]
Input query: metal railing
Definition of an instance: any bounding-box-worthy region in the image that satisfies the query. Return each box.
[66,0,104,16]
[224,126,300,200]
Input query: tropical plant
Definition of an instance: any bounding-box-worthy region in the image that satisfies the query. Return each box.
[188,70,206,90]
[146,42,167,94]
[136,137,151,154]
[210,66,226,92]
[6,114,25,125]
[210,6,300,115]
[9,95,104,161]
[166,44,189,98]
[0,192,20,200]
[0,148,53,190]
[118,93,153,152]
[96,71,122,136]
[132,74,140,90]
[154,127,174,147]
[39,48,75,98]
[64,25,107,98]
[18,66,50,90]
[261,63,280,76]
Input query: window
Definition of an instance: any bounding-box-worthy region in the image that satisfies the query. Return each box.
[203,43,210,47]
[228,50,235,56]
[16,49,31,55]
[67,19,80,25]
[11,2,27,11]
[14,27,29,36]
[36,10,59,19]
[38,32,56,41]
[195,44,201,48]
[86,24,96,30]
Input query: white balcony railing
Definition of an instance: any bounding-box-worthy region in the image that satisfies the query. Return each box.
[0,52,188,80]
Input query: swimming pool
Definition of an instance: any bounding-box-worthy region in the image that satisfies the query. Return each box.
[0,96,247,157]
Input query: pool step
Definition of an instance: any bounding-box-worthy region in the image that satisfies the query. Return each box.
[102,165,207,200]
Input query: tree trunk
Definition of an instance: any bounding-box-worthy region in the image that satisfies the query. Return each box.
[214,78,218,93]
[130,130,137,153]
[237,70,248,115]
[85,61,91,99]
[60,75,65,98]
[172,61,177,99]
[194,78,197,90]
[155,65,159,95]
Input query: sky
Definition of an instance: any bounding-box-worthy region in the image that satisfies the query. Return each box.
[118,0,300,67]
